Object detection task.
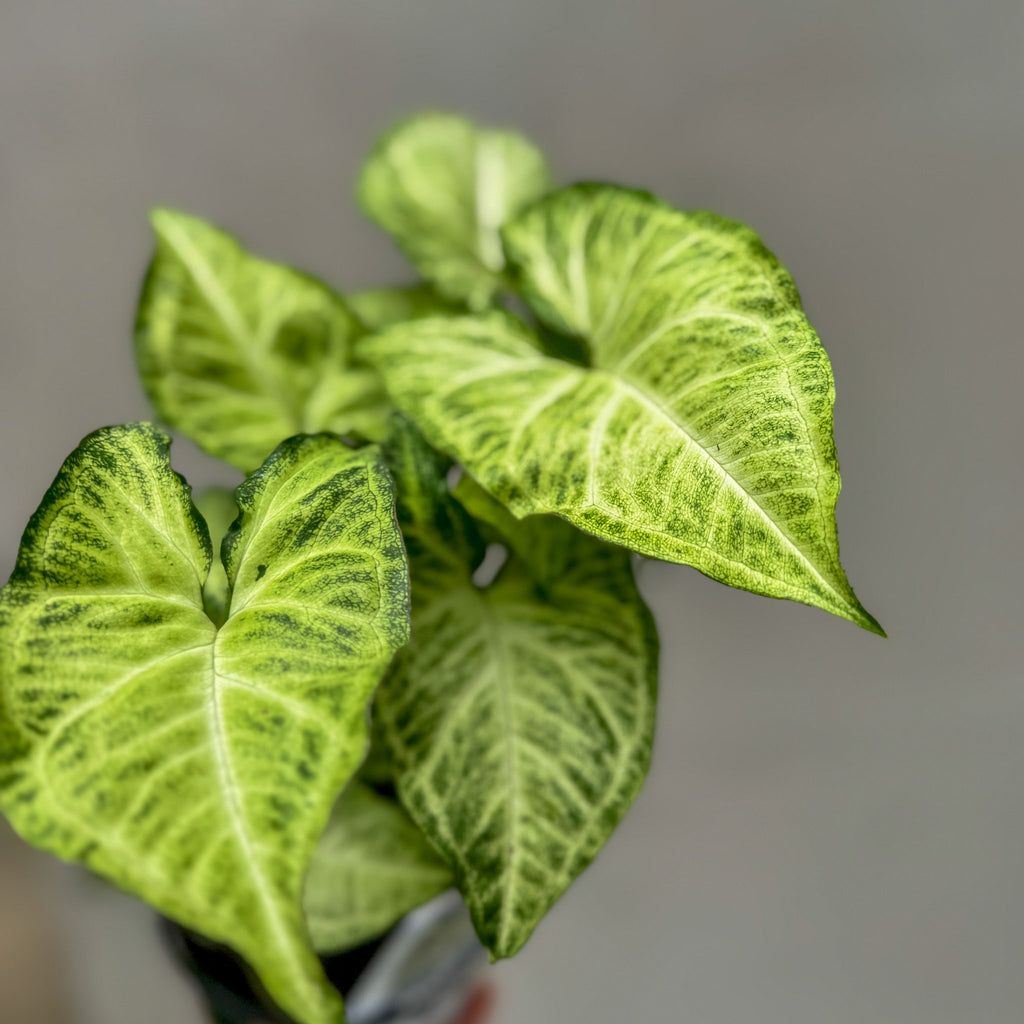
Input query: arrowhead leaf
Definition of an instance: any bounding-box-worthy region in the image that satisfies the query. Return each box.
[303,782,452,955]
[378,418,657,958]
[136,210,389,471]
[0,424,411,1024]
[357,113,552,310]
[359,185,883,633]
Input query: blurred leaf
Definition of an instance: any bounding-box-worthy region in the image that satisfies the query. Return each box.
[304,782,451,955]
[347,283,464,331]
[136,210,388,471]
[358,112,552,309]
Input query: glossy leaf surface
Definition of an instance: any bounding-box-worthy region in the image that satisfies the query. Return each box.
[304,782,451,955]
[358,113,552,309]
[360,185,882,632]
[377,418,657,958]
[136,210,388,471]
[0,425,410,1024]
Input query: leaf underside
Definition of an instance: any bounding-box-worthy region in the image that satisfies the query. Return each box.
[0,424,410,1024]
[303,781,452,955]
[358,112,553,310]
[136,210,388,472]
[377,418,657,958]
[359,184,882,634]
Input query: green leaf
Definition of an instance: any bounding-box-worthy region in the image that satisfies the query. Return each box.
[136,209,389,471]
[377,417,657,958]
[303,782,451,955]
[0,424,411,1024]
[359,185,883,634]
[346,283,464,332]
[193,487,238,626]
[356,727,396,788]
[452,472,574,589]
[357,112,552,310]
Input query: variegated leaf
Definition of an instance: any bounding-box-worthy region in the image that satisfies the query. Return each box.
[359,185,883,633]
[357,113,552,310]
[136,210,388,471]
[0,424,410,1024]
[304,782,451,955]
[376,417,657,957]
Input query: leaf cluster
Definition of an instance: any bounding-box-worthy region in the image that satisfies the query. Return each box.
[0,111,881,1024]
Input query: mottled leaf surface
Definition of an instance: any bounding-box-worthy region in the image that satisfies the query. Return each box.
[0,424,410,1024]
[377,418,656,958]
[358,113,552,310]
[303,782,451,955]
[136,210,388,471]
[360,185,882,632]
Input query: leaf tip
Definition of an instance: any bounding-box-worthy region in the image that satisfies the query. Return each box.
[147,206,179,236]
[840,592,886,637]
[857,607,887,638]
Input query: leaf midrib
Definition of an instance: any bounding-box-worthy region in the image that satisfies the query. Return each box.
[476,591,523,955]
[474,133,506,273]
[512,354,841,607]
[21,619,303,983]
[157,217,300,432]
[502,194,866,613]
[207,636,306,990]
[382,323,843,606]
[603,369,843,604]
[405,581,524,951]
[598,221,841,595]
[437,331,843,607]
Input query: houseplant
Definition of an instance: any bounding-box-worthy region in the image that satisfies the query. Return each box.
[0,111,883,1024]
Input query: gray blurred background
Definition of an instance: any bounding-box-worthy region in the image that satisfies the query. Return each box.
[1,2,1022,1022]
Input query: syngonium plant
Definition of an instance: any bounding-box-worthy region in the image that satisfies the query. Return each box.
[0,111,884,1024]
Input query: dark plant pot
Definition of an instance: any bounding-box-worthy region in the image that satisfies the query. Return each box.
[163,892,493,1024]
